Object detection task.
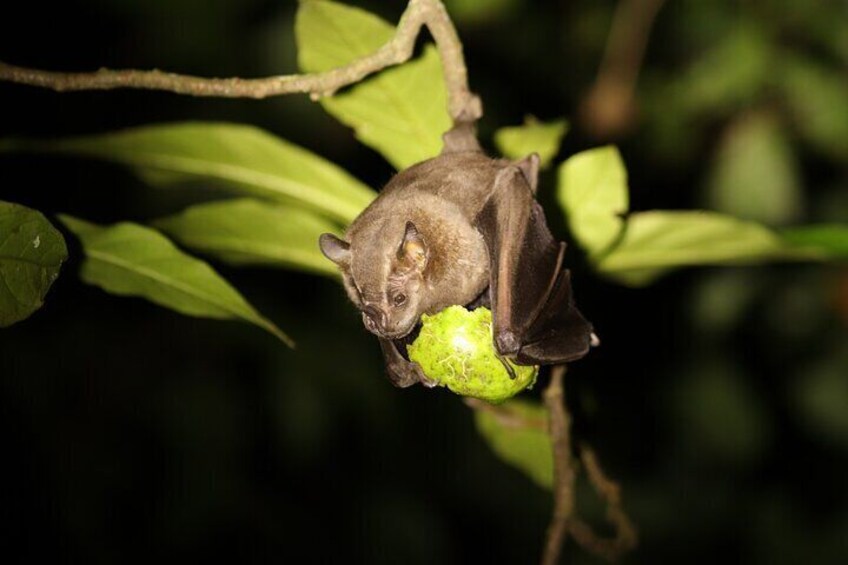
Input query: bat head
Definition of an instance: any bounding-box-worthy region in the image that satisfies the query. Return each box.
[319,221,429,340]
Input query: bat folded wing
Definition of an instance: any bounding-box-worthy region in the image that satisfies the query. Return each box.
[476,166,595,366]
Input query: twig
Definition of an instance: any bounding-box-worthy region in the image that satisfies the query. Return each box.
[0,0,480,124]
[580,0,667,137]
[568,445,638,561]
[541,365,577,565]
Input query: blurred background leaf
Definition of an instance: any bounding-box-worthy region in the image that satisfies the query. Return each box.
[705,111,802,226]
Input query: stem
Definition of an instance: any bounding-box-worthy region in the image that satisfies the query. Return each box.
[0,0,480,124]
[541,365,577,565]
[569,446,638,561]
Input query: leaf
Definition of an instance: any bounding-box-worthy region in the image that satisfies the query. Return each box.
[706,112,802,226]
[0,201,67,327]
[782,224,848,258]
[557,146,629,257]
[474,399,553,489]
[596,211,786,286]
[59,215,292,346]
[444,0,519,24]
[296,0,451,169]
[5,122,375,225]
[154,198,340,277]
[780,55,848,162]
[494,117,569,168]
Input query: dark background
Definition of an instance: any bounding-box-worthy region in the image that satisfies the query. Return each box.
[1,0,847,563]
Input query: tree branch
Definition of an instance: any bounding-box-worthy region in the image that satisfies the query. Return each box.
[0,0,480,123]
[568,445,638,561]
[580,0,667,137]
[541,365,577,565]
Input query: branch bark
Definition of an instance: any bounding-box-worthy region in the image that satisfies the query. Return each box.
[580,0,667,137]
[0,0,480,124]
[541,365,577,565]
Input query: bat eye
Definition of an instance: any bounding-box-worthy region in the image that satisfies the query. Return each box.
[393,293,407,307]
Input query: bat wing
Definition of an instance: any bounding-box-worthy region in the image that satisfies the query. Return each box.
[475,163,594,365]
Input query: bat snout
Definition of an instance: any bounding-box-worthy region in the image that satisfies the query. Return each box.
[362,305,388,336]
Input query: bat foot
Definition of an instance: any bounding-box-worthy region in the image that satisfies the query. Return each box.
[495,330,521,356]
[495,351,518,380]
[413,363,440,388]
[590,332,601,347]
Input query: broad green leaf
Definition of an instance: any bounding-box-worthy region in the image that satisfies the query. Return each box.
[557,146,628,257]
[782,224,848,258]
[474,399,553,489]
[706,112,802,226]
[59,215,292,346]
[155,198,340,277]
[296,0,451,169]
[597,211,786,286]
[494,117,569,168]
[5,122,375,225]
[0,201,67,327]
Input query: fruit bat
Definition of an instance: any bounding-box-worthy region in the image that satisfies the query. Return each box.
[319,120,595,388]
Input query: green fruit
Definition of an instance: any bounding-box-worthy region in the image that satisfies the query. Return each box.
[407,305,538,403]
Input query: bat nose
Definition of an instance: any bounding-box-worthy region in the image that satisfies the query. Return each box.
[362,305,387,334]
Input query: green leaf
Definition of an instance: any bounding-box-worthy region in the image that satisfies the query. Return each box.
[296,0,451,169]
[494,117,569,168]
[557,146,628,257]
[0,201,67,327]
[444,0,519,24]
[5,122,375,225]
[782,224,848,258]
[596,211,786,286]
[155,198,340,277]
[706,112,802,226]
[59,215,292,346]
[780,55,848,162]
[474,399,553,489]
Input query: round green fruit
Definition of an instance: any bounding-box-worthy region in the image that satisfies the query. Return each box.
[407,305,538,403]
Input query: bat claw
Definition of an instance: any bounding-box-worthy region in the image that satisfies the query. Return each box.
[495,352,518,380]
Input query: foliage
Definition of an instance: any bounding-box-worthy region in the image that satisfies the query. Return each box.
[0,201,67,326]
[1,1,847,561]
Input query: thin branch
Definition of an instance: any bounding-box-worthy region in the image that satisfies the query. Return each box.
[0,0,480,123]
[568,446,638,561]
[541,365,577,565]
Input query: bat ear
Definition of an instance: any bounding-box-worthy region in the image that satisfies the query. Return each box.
[319,233,351,266]
[397,221,428,272]
[516,153,540,194]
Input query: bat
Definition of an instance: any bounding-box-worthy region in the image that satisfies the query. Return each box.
[319,119,595,388]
